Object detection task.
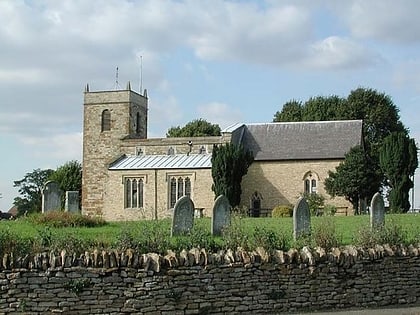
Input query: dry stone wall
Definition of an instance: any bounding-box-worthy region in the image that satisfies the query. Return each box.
[1,245,419,314]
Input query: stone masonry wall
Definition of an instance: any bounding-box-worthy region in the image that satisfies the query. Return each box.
[241,159,353,215]
[1,244,419,314]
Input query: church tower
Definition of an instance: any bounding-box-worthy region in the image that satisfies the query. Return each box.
[82,83,148,216]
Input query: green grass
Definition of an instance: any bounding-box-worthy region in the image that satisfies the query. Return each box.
[1,213,419,256]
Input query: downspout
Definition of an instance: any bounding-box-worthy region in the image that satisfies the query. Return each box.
[154,169,158,220]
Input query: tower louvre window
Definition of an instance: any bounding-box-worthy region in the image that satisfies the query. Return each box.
[136,112,141,134]
[101,109,111,131]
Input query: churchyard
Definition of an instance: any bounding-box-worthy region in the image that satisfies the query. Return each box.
[1,195,419,314]
[1,202,419,257]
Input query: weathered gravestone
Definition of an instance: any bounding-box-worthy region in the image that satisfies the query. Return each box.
[42,181,62,213]
[211,195,231,236]
[65,191,80,213]
[370,192,385,229]
[171,196,195,236]
[293,197,311,240]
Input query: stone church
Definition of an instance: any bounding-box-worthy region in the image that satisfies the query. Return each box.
[82,85,362,221]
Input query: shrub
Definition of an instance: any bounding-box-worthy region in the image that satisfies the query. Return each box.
[353,219,406,247]
[222,216,251,250]
[252,227,290,251]
[303,193,325,216]
[323,204,337,216]
[0,228,33,256]
[312,217,341,250]
[30,211,106,228]
[272,205,293,218]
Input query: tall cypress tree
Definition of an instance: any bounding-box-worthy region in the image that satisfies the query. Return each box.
[211,143,254,207]
[379,132,418,212]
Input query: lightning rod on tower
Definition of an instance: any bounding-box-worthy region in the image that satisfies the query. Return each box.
[139,55,143,95]
[115,66,119,90]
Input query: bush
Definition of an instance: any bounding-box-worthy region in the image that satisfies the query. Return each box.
[312,217,341,250]
[0,228,33,256]
[303,193,325,216]
[30,211,106,228]
[252,227,290,251]
[323,204,337,216]
[272,205,293,218]
[222,216,251,250]
[353,219,406,247]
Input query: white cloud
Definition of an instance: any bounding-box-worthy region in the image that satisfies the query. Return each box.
[148,96,184,137]
[336,0,420,44]
[188,2,311,66]
[305,36,383,70]
[20,132,82,161]
[197,102,243,129]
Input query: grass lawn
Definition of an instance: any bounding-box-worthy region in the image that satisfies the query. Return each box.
[1,213,419,254]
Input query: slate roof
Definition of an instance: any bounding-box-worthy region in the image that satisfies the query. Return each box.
[109,153,212,170]
[235,120,363,161]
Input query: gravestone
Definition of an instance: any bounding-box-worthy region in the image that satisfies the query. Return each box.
[293,197,311,240]
[65,191,80,213]
[211,195,231,236]
[370,192,385,229]
[42,181,62,213]
[171,196,195,236]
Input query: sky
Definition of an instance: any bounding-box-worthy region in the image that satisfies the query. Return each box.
[1,0,420,212]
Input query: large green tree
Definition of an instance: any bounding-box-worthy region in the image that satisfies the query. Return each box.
[273,100,303,122]
[301,95,346,121]
[211,143,254,207]
[379,132,418,213]
[344,88,407,155]
[274,87,410,211]
[166,119,221,137]
[49,160,82,209]
[325,146,381,214]
[13,168,54,216]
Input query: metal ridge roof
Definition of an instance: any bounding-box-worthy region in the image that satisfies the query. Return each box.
[109,154,212,170]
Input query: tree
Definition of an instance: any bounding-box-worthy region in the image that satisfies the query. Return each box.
[49,160,82,208]
[274,87,411,212]
[13,168,54,216]
[325,146,382,214]
[211,143,254,207]
[166,119,221,137]
[379,132,418,213]
[301,95,346,121]
[273,100,303,122]
[344,88,407,155]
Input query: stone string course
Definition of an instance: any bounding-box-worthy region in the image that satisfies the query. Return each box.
[1,244,419,314]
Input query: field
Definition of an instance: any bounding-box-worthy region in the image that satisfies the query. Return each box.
[0,213,419,256]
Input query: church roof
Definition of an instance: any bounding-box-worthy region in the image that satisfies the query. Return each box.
[109,153,212,170]
[233,120,363,161]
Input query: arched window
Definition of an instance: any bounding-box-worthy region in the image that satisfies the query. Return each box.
[168,147,175,155]
[169,176,192,208]
[101,109,111,132]
[303,172,318,194]
[124,177,144,208]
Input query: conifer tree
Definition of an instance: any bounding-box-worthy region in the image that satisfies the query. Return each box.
[379,132,418,212]
[211,143,254,207]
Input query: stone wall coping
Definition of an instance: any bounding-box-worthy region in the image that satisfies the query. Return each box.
[1,243,419,273]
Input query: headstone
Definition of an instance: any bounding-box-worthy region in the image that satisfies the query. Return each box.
[370,192,385,229]
[293,197,311,240]
[211,195,231,236]
[65,191,80,213]
[42,181,62,213]
[171,196,195,236]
